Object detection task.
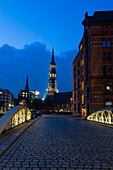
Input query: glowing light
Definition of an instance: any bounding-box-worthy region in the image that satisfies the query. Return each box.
[82,95,84,104]
[106,86,110,90]
[19,102,25,105]
[42,91,46,100]
[80,44,82,51]
[82,108,86,117]
[35,91,39,95]
[52,74,55,77]
[81,81,84,90]
[50,65,56,69]
[87,109,113,125]
[81,58,84,67]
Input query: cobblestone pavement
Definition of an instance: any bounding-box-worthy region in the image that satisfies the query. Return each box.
[0,114,113,170]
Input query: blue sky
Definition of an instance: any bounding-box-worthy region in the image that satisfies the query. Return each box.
[0,0,113,98]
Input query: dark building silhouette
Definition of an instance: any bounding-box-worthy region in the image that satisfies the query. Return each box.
[54,92,73,112]
[0,88,13,111]
[18,76,31,106]
[72,11,113,117]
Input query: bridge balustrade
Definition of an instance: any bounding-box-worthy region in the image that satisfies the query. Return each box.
[86,109,113,124]
[0,105,31,134]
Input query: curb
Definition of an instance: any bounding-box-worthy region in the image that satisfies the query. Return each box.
[0,116,42,157]
[87,119,113,128]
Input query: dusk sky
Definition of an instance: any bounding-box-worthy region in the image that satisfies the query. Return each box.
[0,0,113,98]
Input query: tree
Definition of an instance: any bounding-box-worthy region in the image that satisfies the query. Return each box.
[44,97,54,111]
[31,99,43,110]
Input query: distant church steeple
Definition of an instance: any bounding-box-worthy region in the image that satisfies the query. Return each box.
[47,48,58,97]
[51,48,55,64]
[25,75,29,92]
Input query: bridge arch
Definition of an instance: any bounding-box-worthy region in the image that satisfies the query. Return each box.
[0,105,31,134]
[86,108,113,124]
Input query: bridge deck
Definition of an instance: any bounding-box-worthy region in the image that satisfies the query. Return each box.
[0,115,113,169]
[0,117,41,156]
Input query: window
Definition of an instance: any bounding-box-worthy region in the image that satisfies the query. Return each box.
[81,81,84,91]
[87,87,89,98]
[78,60,80,67]
[50,65,55,69]
[74,82,76,90]
[80,44,82,51]
[74,66,76,78]
[74,104,76,113]
[78,103,80,112]
[82,95,85,105]
[78,79,80,88]
[81,58,84,67]
[78,89,80,97]
[74,92,76,101]
[103,53,106,60]
[107,67,112,76]
[107,53,111,60]
[74,66,76,73]
[105,101,112,107]
[78,69,80,76]
[103,53,111,60]
[52,74,54,77]
[81,71,84,77]
[103,66,106,76]
[103,41,106,47]
[107,41,111,47]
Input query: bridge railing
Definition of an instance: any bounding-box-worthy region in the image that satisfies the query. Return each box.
[86,108,113,124]
[0,105,31,134]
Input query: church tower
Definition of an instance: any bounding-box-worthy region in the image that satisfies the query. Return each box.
[47,48,58,97]
[25,75,29,92]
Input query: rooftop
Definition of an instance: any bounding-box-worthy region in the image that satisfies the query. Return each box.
[82,10,113,26]
[54,92,72,103]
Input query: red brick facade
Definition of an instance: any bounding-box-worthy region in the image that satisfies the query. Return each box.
[72,11,113,117]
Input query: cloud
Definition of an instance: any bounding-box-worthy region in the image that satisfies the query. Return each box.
[0,42,77,98]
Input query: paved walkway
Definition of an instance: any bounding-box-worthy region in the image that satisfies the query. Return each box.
[0,117,41,156]
[0,114,113,169]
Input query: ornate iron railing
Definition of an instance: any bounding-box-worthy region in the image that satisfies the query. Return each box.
[86,108,113,124]
[0,105,31,134]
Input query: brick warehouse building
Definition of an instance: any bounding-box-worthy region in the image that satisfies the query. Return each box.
[72,11,113,117]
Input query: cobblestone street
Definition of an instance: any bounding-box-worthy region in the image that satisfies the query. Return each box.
[0,114,113,169]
